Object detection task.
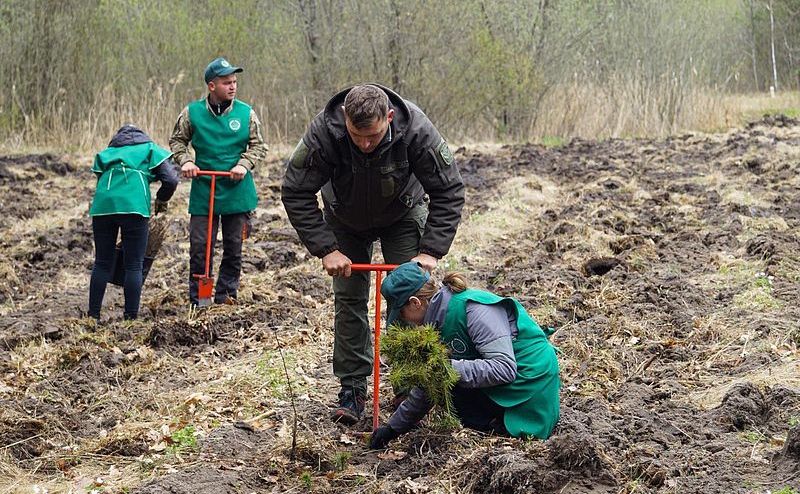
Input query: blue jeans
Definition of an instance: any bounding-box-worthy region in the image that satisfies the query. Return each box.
[89,214,149,319]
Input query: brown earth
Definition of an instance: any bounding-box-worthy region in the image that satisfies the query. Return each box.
[1,116,799,493]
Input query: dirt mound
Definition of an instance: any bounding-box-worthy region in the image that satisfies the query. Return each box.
[2,122,800,492]
[745,113,799,129]
[782,426,800,461]
[0,413,48,460]
[715,382,770,430]
[132,468,245,494]
[0,153,75,179]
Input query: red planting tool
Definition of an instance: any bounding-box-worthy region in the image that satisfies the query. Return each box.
[193,170,233,306]
[350,263,399,431]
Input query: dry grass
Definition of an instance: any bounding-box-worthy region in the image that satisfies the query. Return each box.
[724,91,800,122]
[3,84,799,155]
[529,79,733,139]
[444,175,560,269]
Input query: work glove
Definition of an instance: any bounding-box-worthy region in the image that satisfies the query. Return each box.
[154,199,168,215]
[369,425,400,449]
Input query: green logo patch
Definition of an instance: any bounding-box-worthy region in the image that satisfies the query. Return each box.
[437,140,454,166]
[289,139,309,168]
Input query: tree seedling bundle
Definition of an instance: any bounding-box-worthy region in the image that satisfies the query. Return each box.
[382,323,460,429]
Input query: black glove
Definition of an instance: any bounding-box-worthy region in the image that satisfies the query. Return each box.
[154,199,168,215]
[369,425,400,449]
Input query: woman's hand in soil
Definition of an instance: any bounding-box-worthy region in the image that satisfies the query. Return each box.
[369,425,400,449]
[154,199,168,215]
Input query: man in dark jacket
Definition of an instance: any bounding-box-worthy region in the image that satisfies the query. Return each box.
[281,84,465,424]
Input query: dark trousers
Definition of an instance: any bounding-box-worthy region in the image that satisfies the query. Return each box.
[326,203,428,390]
[452,387,508,435]
[89,214,149,320]
[189,213,247,305]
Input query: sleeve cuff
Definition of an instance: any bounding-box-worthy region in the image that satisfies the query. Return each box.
[317,245,339,258]
[418,248,443,258]
[238,158,255,171]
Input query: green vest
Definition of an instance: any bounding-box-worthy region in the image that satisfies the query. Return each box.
[441,289,560,439]
[187,98,258,215]
[89,142,172,217]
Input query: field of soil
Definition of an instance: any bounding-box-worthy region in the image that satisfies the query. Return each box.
[1,116,799,493]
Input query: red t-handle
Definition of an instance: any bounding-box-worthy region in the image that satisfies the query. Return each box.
[193,171,233,278]
[350,263,399,430]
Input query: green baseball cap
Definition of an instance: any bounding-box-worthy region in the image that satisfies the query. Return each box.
[381,261,430,327]
[204,57,243,84]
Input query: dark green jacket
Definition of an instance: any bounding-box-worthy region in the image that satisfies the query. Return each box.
[281,85,465,258]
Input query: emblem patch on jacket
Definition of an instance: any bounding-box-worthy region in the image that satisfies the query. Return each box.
[229,119,242,132]
[449,338,468,355]
[289,139,310,168]
[437,140,454,166]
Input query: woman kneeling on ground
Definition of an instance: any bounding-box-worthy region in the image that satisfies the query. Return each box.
[370,261,560,449]
[88,124,178,321]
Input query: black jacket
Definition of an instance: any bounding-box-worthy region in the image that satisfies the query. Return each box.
[281,85,464,258]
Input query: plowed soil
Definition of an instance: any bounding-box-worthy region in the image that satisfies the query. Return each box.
[1,116,799,493]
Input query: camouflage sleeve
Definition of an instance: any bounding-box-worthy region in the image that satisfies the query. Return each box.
[168,107,194,166]
[237,109,268,171]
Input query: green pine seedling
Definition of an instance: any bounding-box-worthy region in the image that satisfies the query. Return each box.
[383,323,460,427]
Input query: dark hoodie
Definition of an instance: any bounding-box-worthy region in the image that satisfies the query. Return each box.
[108,124,179,202]
[281,85,464,259]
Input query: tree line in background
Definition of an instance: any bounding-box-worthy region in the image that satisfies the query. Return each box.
[1,0,799,150]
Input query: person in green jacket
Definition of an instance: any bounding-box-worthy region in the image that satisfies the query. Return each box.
[89,124,178,320]
[169,57,267,305]
[370,261,561,449]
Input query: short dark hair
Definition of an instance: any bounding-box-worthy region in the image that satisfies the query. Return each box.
[344,85,389,128]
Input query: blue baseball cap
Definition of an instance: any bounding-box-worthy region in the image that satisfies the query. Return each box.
[204,57,243,84]
[381,262,431,327]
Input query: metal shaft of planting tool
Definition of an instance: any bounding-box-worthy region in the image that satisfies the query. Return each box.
[193,170,234,306]
[350,263,398,431]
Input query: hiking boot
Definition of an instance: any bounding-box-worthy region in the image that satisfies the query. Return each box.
[215,295,238,305]
[331,388,365,425]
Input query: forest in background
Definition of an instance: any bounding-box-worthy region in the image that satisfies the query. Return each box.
[1,0,800,150]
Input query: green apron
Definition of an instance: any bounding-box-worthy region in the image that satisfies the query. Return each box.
[89,142,171,217]
[441,289,560,439]
[187,98,258,215]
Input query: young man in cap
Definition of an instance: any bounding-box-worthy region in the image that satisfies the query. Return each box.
[170,57,267,306]
[281,84,465,424]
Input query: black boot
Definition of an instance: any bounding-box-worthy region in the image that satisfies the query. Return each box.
[331,387,366,425]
